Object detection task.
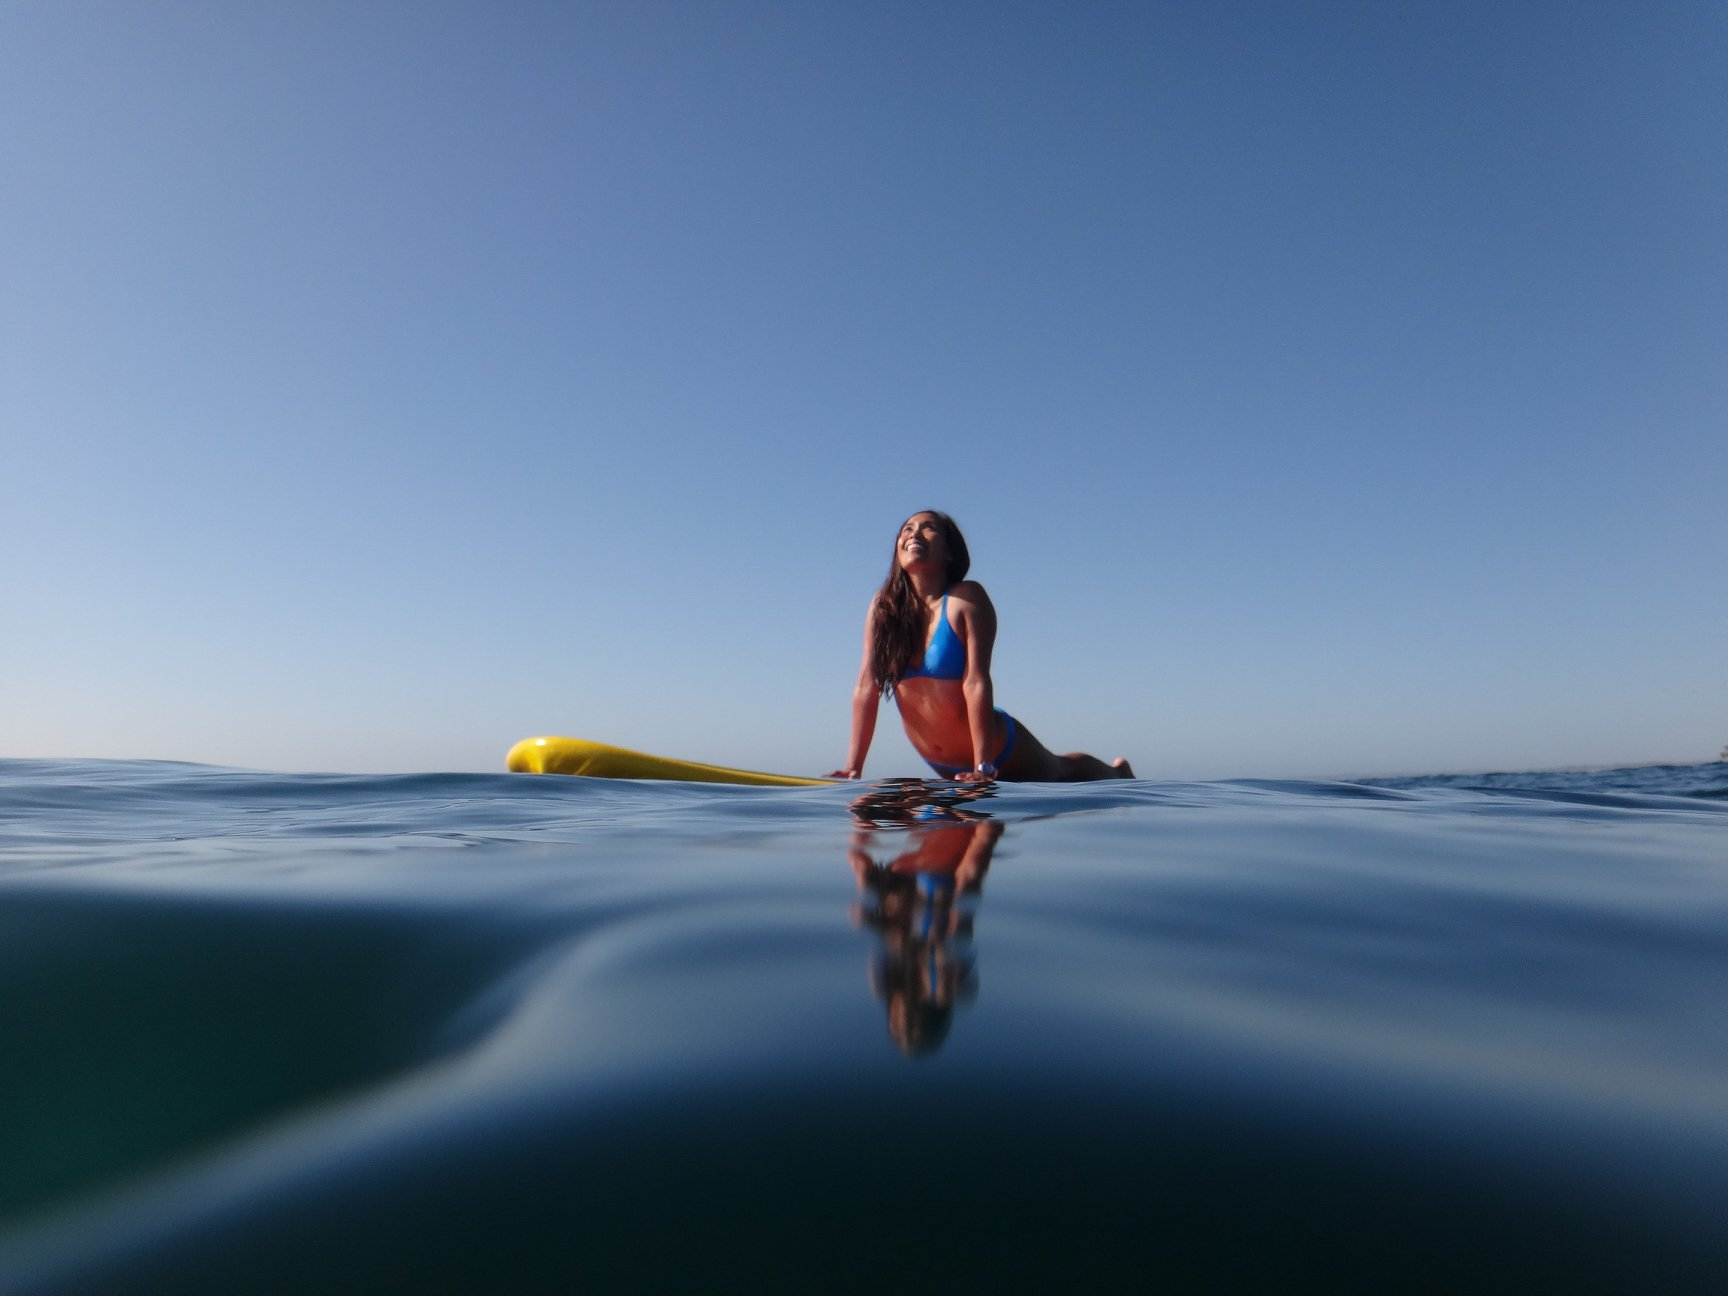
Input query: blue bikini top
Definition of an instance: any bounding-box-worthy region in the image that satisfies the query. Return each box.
[901,593,966,681]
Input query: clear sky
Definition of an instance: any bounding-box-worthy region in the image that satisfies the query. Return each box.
[4,1,1723,779]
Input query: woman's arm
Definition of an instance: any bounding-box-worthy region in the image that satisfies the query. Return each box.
[953,819,1003,894]
[953,583,999,781]
[827,601,881,779]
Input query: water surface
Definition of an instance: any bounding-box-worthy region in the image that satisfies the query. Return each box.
[2,759,1726,1292]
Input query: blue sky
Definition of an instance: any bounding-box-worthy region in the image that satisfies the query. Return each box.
[4,1,1722,779]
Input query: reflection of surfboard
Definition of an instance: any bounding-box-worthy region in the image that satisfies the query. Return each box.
[506,736,836,787]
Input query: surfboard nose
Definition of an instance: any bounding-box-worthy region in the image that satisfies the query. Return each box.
[505,737,553,773]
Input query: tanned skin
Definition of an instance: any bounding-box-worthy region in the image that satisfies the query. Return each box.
[828,512,1134,783]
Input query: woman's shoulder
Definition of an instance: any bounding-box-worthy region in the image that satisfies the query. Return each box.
[945,579,993,609]
[946,577,988,604]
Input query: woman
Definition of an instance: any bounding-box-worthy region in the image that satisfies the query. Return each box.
[828,511,1135,782]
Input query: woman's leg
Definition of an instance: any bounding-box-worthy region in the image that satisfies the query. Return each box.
[1055,752,1135,780]
[999,721,1134,782]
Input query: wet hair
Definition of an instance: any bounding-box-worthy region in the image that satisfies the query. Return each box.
[869,510,971,696]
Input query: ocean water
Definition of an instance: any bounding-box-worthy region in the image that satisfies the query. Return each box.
[1,758,1726,1293]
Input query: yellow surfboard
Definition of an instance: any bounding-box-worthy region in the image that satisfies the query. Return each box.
[506,736,836,787]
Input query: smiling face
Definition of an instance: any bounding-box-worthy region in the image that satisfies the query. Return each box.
[888,510,971,591]
[897,512,950,574]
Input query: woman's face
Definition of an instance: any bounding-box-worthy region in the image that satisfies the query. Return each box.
[897,512,948,573]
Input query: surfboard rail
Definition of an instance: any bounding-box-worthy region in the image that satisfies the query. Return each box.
[506,736,836,787]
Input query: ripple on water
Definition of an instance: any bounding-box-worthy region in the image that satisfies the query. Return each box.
[1,760,1726,1291]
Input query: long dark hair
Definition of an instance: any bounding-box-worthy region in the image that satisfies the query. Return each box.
[869,510,971,696]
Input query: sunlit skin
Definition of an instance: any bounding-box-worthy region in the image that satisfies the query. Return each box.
[828,512,1134,782]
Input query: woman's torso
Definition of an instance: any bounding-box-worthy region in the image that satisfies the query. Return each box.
[892,592,1004,768]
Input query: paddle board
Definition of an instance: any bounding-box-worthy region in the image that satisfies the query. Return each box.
[506,736,837,787]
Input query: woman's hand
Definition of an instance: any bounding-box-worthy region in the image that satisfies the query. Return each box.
[826,769,862,780]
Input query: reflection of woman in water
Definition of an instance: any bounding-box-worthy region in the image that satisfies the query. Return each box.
[849,788,1002,1055]
[829,511,1135,783]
